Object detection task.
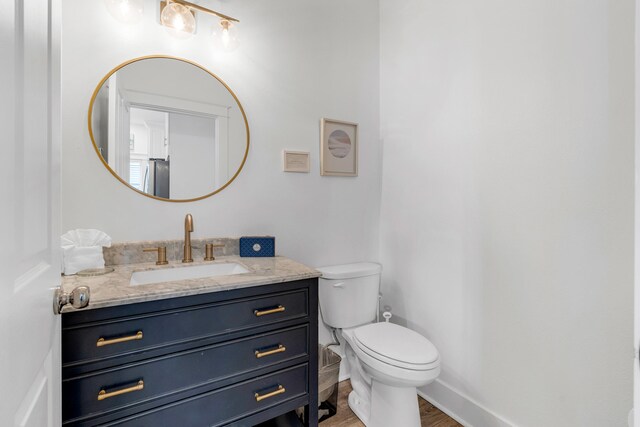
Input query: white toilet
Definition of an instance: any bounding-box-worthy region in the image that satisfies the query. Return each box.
[316,262,440,427]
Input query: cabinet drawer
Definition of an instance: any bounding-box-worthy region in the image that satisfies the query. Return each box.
[63,290,308,367]
[103,364,308,427]
[63,325,309,424]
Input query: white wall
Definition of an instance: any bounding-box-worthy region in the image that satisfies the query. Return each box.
[379,1,634,426]
[62,1,634,424]
[116,56,236,107]
[61,0,381,271]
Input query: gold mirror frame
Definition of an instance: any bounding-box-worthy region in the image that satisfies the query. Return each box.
[87,55,250,203]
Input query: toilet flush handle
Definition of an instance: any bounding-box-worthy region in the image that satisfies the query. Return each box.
[332,282,345,288]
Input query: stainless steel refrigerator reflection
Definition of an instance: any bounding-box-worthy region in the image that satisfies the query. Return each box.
[144,158,170,198]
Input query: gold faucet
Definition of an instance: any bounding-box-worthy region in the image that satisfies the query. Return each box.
[183,214,194,263]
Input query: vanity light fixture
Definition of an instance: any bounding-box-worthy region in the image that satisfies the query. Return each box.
[104,0,240,50]
[104,0,145,25]
[212,19,239,52]
[160,0,197,39]
[159,0,240,49]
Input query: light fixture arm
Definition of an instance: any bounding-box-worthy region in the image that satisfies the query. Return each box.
[167,0,239,23]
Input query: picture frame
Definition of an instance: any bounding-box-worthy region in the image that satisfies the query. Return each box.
[320,118,358,176]
[283,150,310,173]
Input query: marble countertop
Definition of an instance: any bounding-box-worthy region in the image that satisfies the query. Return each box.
[60,256,321,313]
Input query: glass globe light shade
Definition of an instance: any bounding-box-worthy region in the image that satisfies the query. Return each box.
[161,2,196,39]
[104,0,144,25]
[212,20,239,52]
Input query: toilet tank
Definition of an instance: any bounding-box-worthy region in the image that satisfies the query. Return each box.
[316,262,382,329]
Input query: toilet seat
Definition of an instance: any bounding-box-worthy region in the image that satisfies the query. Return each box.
[353,322,439,371]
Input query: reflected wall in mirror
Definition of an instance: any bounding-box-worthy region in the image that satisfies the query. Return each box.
[89,56,249,202]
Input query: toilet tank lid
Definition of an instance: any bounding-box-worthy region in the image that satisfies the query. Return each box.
[316,262,382,280]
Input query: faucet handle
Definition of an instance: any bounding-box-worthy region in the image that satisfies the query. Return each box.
[204,243,225,261]
[143,247,169,265]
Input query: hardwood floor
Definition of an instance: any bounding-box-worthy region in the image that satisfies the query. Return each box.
[319,380,461,427]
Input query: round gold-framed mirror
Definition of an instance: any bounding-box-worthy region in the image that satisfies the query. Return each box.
[88,55,249,202]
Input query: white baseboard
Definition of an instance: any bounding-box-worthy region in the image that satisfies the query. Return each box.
[418,379,515,427]
[336,354,514,427]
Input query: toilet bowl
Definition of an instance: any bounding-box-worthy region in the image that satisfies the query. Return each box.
[316,262,441,427]
[346,322,440,387]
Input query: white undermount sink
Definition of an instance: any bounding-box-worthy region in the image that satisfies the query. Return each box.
[129,262,250,286]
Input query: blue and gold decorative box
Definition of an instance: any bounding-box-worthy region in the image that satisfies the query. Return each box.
[239,236,275,257]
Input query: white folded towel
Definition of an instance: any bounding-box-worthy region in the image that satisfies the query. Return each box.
[61,229,112,275]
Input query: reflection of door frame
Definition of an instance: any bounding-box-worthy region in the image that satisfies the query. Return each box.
[117,96,131,181]
[130,102,220,120]
[124,90,230,118]
[215,107,231,188]
[107,75,131,181]
[129,102,230,188]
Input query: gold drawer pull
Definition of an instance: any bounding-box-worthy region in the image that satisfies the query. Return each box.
[96,331,143,347]
[254,305,285,317]
[255,344,286,359]
[98,380,144,401]
[255,385,285,402]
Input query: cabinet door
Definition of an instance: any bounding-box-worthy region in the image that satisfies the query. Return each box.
[63,326,309,424]
[63,289,309,369]
[102,364,309,427]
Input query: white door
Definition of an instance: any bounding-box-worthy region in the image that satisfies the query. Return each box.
[0,0,61,426]
[635,3,640,425]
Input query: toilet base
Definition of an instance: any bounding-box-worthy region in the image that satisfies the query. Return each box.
[348,390,371,425]
[369,381,421,427]
[348,381,421,427]
[340,327,433,427]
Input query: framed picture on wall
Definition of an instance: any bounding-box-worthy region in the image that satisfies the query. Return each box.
[320,118,358,176]
[283,150,310,173]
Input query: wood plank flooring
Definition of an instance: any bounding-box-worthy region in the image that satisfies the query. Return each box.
[319,380,461,427]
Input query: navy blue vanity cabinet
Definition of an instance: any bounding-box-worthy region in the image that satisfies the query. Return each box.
[61,278,319,427]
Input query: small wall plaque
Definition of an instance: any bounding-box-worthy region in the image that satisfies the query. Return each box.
[283,150,310,173]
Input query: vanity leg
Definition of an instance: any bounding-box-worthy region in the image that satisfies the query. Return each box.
[307,282,319,426]
[303,388,319,425]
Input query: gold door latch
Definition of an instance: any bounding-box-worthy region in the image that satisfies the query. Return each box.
[255,344,286,359]
[97,331,143,347]
[255,385,285,402]
[253,305,285,317]
[98,380,144,401]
